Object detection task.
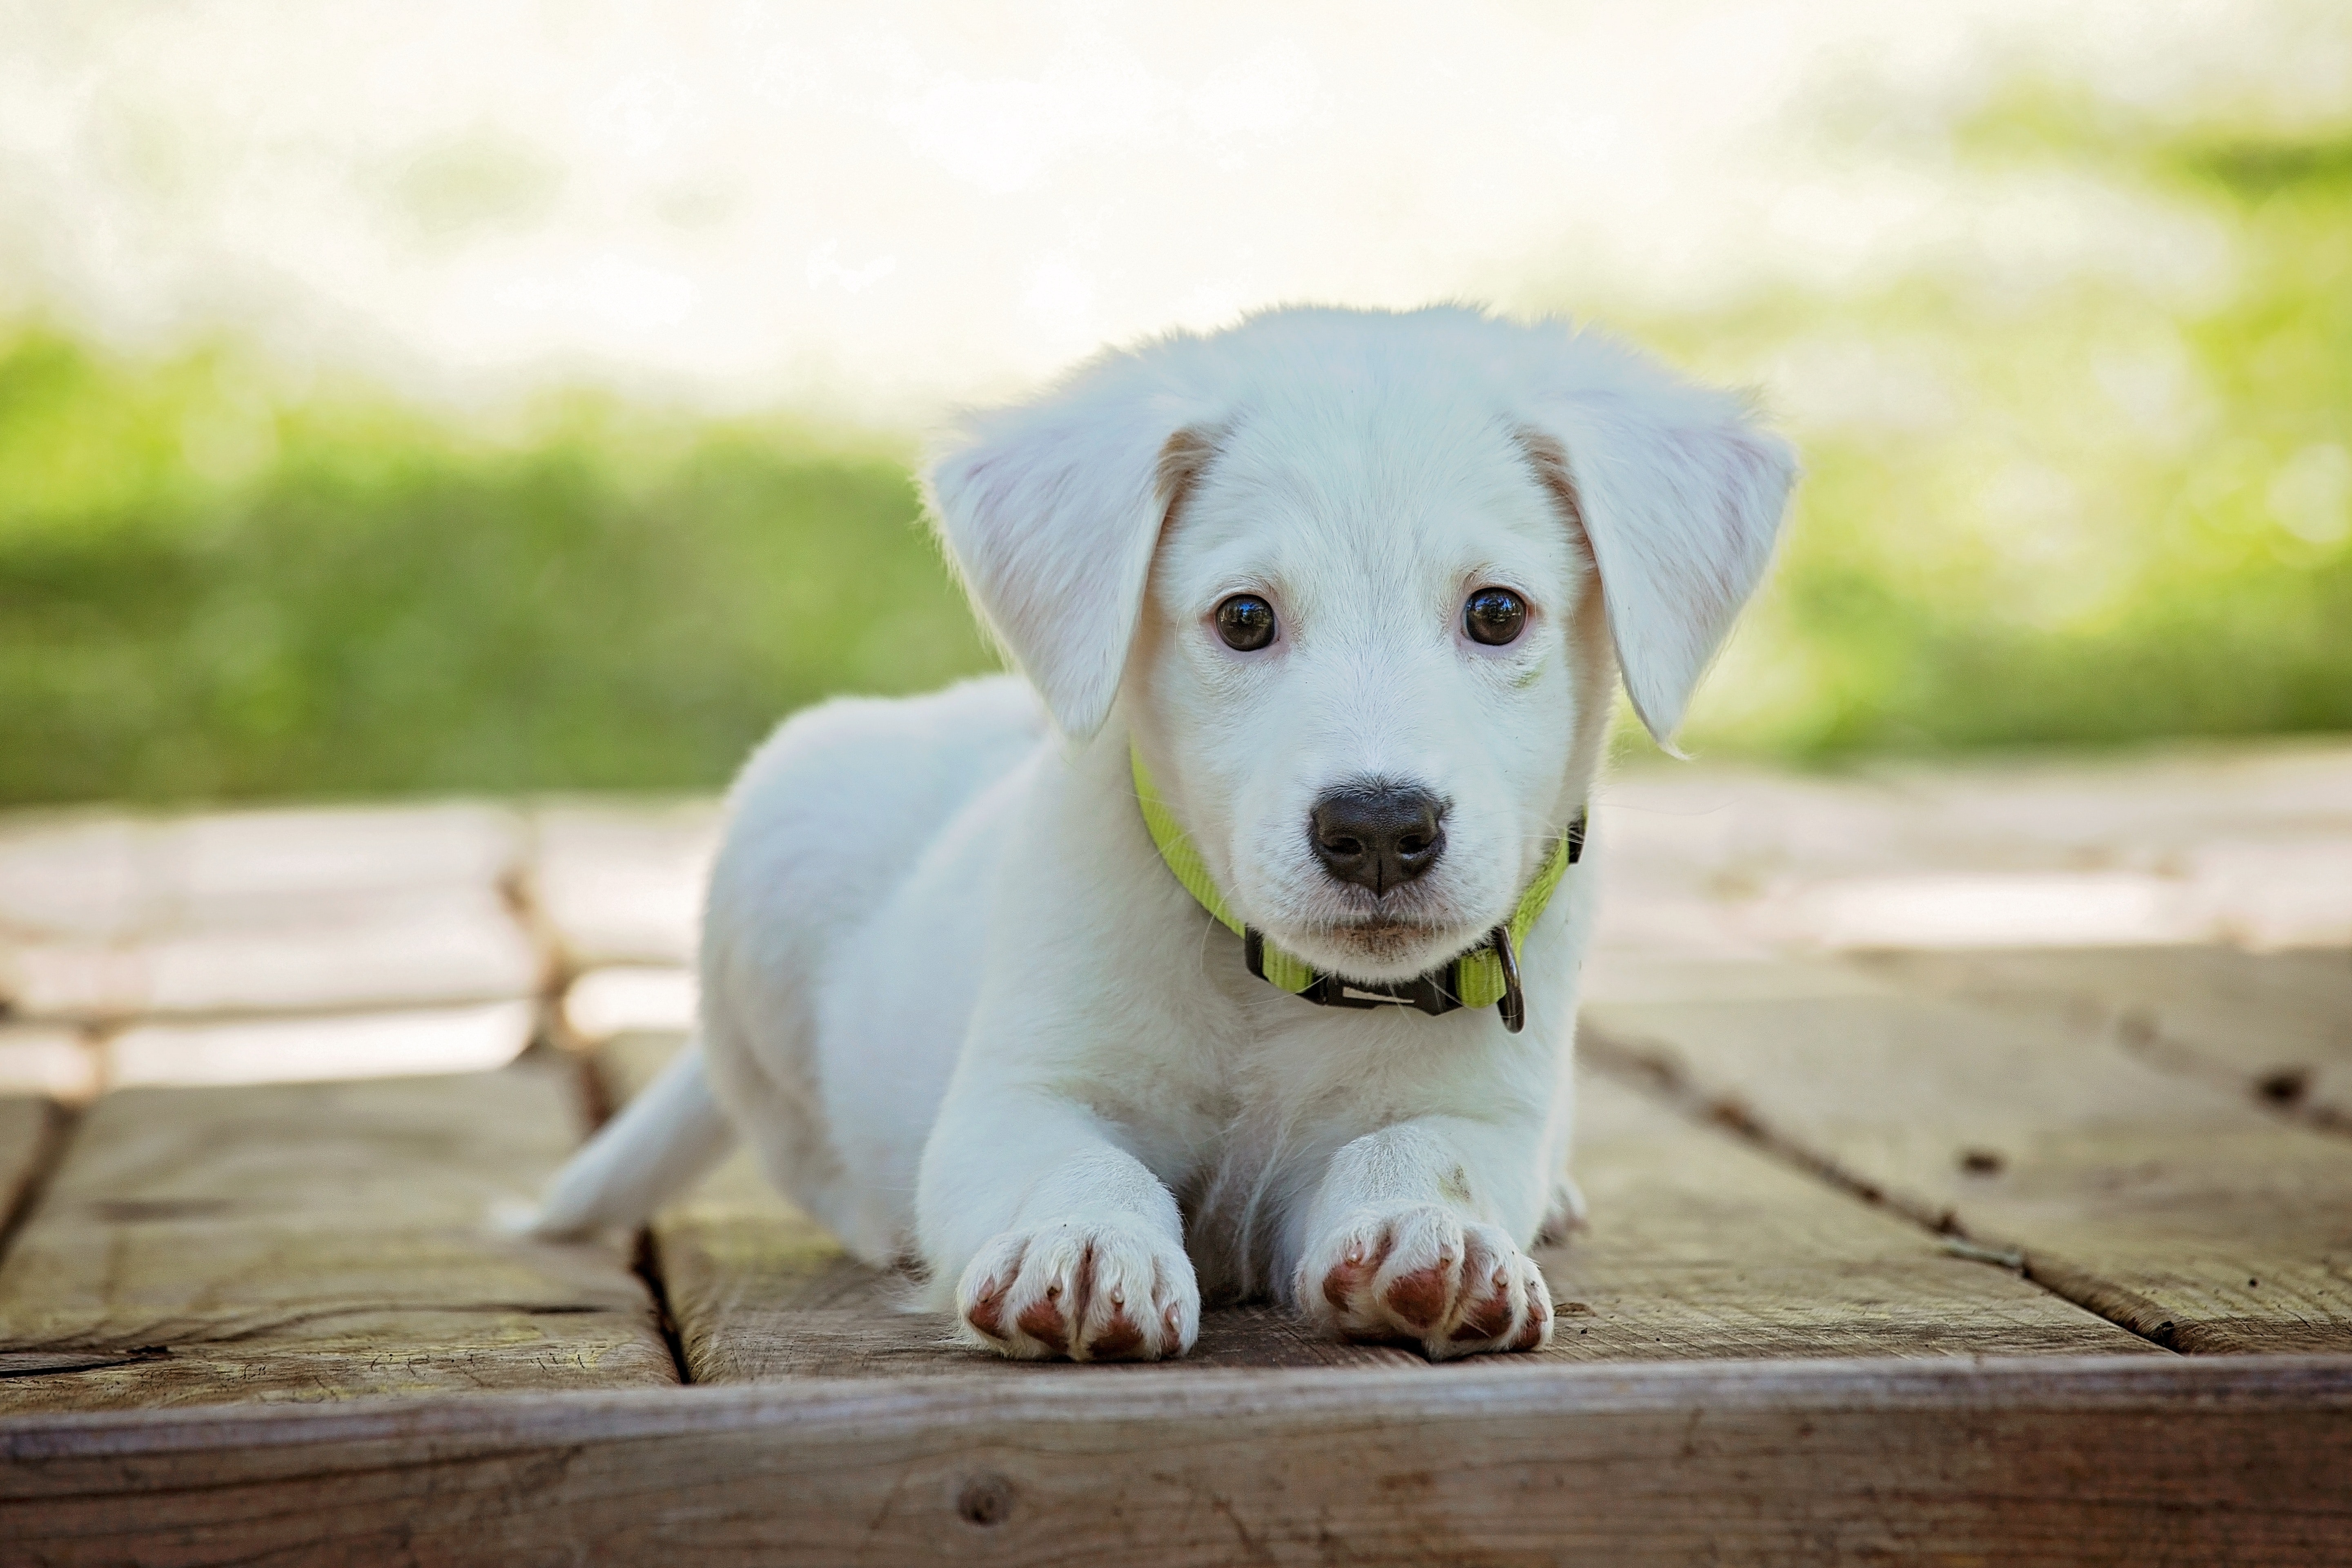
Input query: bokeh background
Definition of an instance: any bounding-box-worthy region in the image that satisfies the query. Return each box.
[3,0,2347,807]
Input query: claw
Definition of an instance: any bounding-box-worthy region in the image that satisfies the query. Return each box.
[956,1223,1196,1363]
[1309,1212,1549,1359]
[1450,1279,1516,1342]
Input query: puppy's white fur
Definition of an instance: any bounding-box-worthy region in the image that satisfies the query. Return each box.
[533,306,1794,1361]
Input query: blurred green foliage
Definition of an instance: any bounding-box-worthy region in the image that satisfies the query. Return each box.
[1,101,2347,805]
[1663,99,2352,758]
[0,340,992,804]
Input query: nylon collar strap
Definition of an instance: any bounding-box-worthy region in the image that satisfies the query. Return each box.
[1130,747,1584,1032]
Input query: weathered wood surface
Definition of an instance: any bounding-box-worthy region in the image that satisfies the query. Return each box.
[1546,1063,2154,1360]
[599,1031,1099,1383]
[602,1030,2147,1377]
[0,886,541,1026]
[528,802,718,970]
[5,1356,2349,1567]
[0,760,2341,1558]
[102,998,537,1090]
[1856,945,2352,1127]
[1584,956,2352,1353]
[0,1058,676,1411]
[0,805,536,1026]
[0,1095,56,1233]
[1583,744,2352,961]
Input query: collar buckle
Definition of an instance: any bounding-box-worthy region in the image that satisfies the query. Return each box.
[1245,925,1526,1031]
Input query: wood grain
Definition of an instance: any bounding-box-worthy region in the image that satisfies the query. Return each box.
[0,1057,676,1411]
[1855,945,2352,1127]
[1540,1068,2153,1360]
[1585,958,2352,1353]
[3,1356,2348,1566]
[599,1034,1374,1383]
[604,1029,2147,1376]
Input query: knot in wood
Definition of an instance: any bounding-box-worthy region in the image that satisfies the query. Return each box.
[956,1472,1015,1527]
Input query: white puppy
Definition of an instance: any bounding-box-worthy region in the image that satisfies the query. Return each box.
[532,306,1794,1362]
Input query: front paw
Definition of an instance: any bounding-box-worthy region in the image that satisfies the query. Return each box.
[956,1218,1200,1362]
[1299,1204,1552,1360]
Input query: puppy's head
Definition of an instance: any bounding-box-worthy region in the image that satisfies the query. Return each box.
[928,307,1793,982]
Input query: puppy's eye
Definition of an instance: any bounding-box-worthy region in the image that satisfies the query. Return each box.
[1464,587,1527,646]
[1214,594,1278,651]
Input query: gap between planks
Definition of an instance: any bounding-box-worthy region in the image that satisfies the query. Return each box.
[1580,952,2352,1356]
[514,825,707,1392]
[0,1099,77,1275]
[570,1040,697,1389]
[1577,1021,2178,1354]
[0,1058,680,1412]
[1852,945,2352,1140]
[597,1026,2153,1382]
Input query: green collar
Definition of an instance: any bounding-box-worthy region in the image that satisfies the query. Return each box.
[1131,747,1583,1033]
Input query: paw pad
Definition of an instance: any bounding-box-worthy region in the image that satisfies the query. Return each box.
[1382,1263,1452,1331]
[1015,1297,1069,1354]
[1306,1209,1550,1360]
[954,1220,1198,1362]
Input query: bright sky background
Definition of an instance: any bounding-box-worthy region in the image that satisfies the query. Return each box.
[1,1,2343,423]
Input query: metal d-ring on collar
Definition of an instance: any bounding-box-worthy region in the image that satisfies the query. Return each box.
[1133,748,1585,1035]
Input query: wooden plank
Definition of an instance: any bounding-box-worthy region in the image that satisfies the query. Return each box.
[563,964,697,1040]
[0,1094,57,1239]
[1590,745,2352,960]
[1584,958,2352,1353]
[103,999,535,1090]
[0,1025,98,1101]
[0,1057,677,1411]
[604,1030,2147,1376]
[1856,945,2352,1127]
[600,1033,1363,1382]
[0,805,536,1024]
[662,1180,1426,1378]
[2,1356,2348,1565]
[2,888,540,1025]
[1544,1069,2154,1360]
[0,804,523,940]
[529,802,717,970]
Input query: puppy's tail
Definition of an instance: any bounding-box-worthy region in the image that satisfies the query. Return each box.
[525,1041,736,1239]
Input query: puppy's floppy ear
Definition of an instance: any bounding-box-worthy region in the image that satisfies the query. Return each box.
[925,358,1220,739]
[1519,343,1797,745]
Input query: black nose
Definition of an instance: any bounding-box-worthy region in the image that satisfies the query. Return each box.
[1309,784,1447,894]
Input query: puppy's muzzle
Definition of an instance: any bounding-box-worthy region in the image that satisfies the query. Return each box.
[1309,784,1447,895]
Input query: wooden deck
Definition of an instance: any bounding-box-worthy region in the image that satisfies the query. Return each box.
[2,744,2350,1563]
